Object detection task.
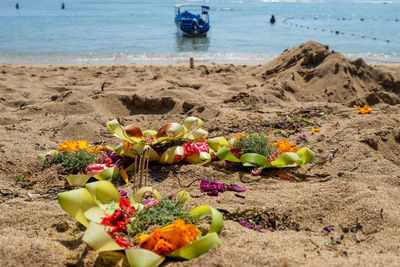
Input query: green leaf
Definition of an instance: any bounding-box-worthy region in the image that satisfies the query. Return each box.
[125,248,165,267]
[82,221,123,252]
[215,146,241,162]
[189,205,224,234]
[184,151,211,165]
[208,137,230,152]
[132,144,159,161]
[133,187,163,203]
[66,167,120,187]
[240,153,271,168]
[159,146,184,164]
[270,152,302,167]
[182,117,208,140]
[84,206,107,224]
[93,167,120,180]
[296,147,315,165]
[66,174,92,187]
[85,180,121,205]
[171,189,190,204]
[57,188,98,227]
[168,232,221,260]
[182,116,203,132]
[106,119,143,143]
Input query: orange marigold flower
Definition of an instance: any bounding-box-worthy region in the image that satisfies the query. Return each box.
[58,140,89,151]
[232,134,246,139]
[153,239,174,255]
[136,219,200,255]
[354,104,372,114]
[311,128,321,132]
[274,139,298,153]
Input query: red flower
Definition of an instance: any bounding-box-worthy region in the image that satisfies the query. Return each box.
[230,147,242,159]
[182,141,209,156]
[115,236,133,248]
[101,209,124,227]
[119,197,135,216]
[100,198,136,238]
[145,137,155,144]
[173,155,183,163]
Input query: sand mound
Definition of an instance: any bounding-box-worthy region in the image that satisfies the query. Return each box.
[260,41,400,105]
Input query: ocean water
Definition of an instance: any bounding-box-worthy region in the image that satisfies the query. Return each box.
[0,0,399,63]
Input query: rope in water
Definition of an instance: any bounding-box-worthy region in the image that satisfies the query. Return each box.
[282,17,395,44]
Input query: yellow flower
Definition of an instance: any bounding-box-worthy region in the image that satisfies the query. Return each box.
[354,104,372,114]
[136,219,200,255]
[311,128,321,132]
[274,139,298,153]
[58,140,89,151]
[58,140,104,153]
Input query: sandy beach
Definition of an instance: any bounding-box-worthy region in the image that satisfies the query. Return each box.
[0,41,400,266]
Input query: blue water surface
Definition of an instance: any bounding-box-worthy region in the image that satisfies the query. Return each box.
[0,0,399,63]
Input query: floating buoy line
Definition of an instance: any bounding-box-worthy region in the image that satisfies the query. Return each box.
[282,17,394,44]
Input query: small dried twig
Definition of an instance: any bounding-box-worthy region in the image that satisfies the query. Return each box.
[131,149,150,192]
[145,149,150,186]
[138,154,143,188]
[133,158,137,189]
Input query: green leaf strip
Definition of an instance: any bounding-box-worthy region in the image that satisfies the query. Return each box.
[168,232,221,260]
[82,221,124,252]
[66,167,120,187]
[133,187,163,203]
[57,188,98,227]
[189,205,224,234]
[125,248,165,267]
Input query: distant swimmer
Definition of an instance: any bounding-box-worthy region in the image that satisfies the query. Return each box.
[270,15,276,24]
[61,3,65,9]
[15,3,19,9]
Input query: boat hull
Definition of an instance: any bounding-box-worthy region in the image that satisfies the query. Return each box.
[175,21,209,37]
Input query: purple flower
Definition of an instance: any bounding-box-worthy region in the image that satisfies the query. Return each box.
[168,193,175,200]
[227,184,248,192]
[105,149,134,168]
[239,221,254,229]
[254,226,264,233]
[299,134,307,140]
[239,221,264,232]
[200,179,248,196]
[118,189,127,197]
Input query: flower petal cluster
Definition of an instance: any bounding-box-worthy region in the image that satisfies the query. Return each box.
[58,140,105,153]
[200,179,248,196]
[274,140,298,153]
[58,140,89,151]
[182,140,209,156]
[354,104,372,114]
[101,198,136,248]
[136,219,200,255]
[238,221,263,232]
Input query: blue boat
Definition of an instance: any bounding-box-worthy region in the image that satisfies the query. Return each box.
[175,4,210,37]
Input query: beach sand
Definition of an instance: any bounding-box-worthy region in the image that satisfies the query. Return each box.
[0,41,399,266]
